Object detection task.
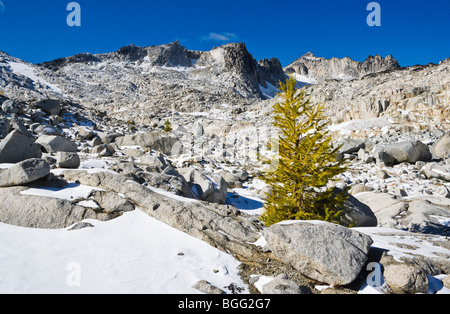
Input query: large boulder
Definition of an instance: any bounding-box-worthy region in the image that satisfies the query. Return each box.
[337,138,365,155]
[0,186,88,229]
[181,168,228,204]
[1,100,20,114]
[0,158,50,187]
[262,221,373,285]
[0,130,42,163]
[115,132,183,156]
[340,194,378,227]
[355,192,450,235]
[383,264,429,294]
[401,199,450,236]
[56,152,80,169]
[431,133,450,159]
[421,162,450,182]
[354,192,408,229]
[36,135,78,153]
[92,190,135,214]
[34,99,62,116]
[373,140,432,164]
[380,254,429,294]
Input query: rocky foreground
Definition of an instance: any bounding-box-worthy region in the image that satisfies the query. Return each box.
[0,43,449,294]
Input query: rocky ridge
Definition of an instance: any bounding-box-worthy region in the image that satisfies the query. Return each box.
[284,52,401,83]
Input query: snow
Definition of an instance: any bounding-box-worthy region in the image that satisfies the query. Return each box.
[252,275,274,293]
[226,190,264,215]
[20,183,103,201]
[328,116,393,135]
[259,82,279,99]
[293,74,317,85]
[0,209,246,294]
[145,185,199,203]
[7,61,63,94]
[76,200,99,209]
[429,215,450,227]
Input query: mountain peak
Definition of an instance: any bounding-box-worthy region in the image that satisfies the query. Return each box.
[285,53,400,83]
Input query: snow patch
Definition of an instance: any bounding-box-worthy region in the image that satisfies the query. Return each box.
[7,61,63,94]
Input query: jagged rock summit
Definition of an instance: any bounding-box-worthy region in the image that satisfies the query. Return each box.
[284,52,400,83]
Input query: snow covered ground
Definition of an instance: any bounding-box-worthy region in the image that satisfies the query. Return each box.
[0,209,245,294]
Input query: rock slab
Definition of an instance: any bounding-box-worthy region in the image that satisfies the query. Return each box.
[262,221,373,285]
[0,130,42,163]
[0,158,50,187]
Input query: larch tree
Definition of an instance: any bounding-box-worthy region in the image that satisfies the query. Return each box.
[260,76,348,226]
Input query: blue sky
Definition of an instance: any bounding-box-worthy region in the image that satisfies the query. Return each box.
[0,0,449,67]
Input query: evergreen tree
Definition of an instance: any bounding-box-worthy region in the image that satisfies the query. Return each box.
[260,76,348,226]
[164,120,173,132]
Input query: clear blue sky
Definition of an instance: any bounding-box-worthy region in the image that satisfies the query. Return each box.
[0,0,449,67]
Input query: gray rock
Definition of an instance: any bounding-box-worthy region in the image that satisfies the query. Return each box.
[261,274,309,294]
[92,190,135,213]
[262,222,373,285]
[354,192,408,229]
[91,144,115,156]
[376,170,389,179]
[374,140,432,164]
[139,154,168,171]
[115,132,183,156]
[1,100,20,114]
[34,99,62,116]
[233,169,249,181]
[36,135,77,153]
[257,57,286,89]
[113,161,141,174]
[0,118,11,139]
[192,280,225,294]
[431,133,450,159]
[219,169,239,184]
[443,275,450,289]
[284,53,400,83]
[9,116,32,137]
[349,184,373,195]
[402,200,450,235]
[382,263,429,294]
[341,194,378,227]
[422,162,450,182]
[0,130,42,163]
[337,138,365,155]
[192,121,205,137]
[0,186,88,229]
[0,158,50,187]
[358,148,374,163]
[182,168,228,204]
[56,152,80,169]
[33,125,61,136]
[90,137,103,147]
[375,151,395,167]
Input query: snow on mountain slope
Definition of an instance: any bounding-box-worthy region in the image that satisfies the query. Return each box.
[7,61,63,94]
[0,51,65,100]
